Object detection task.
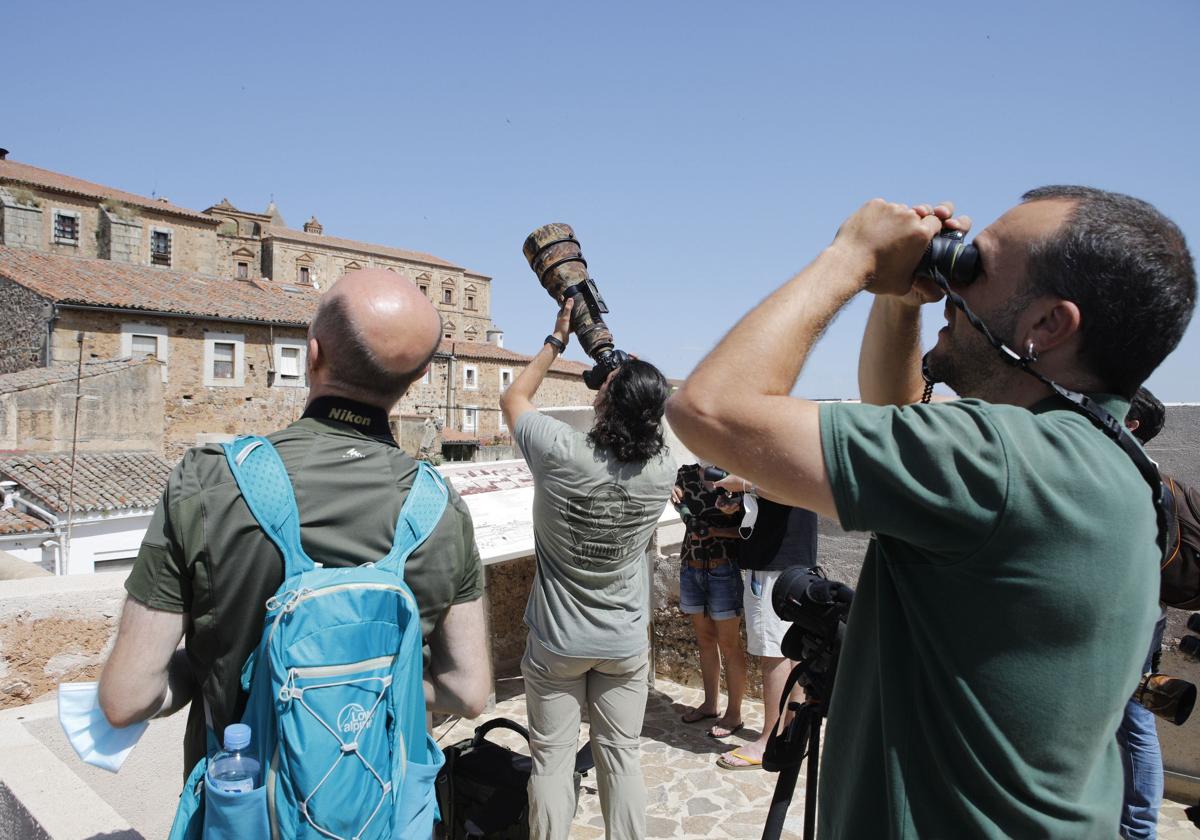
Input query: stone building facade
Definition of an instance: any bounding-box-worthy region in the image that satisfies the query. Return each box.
[401,340,593,443]
[0,158,221,276]
[0,245,316,461]
[205,199,494,343]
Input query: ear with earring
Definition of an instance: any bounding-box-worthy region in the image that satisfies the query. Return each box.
[1025,340,1038,362]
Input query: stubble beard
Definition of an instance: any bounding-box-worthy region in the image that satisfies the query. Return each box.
[926,298,1027,401]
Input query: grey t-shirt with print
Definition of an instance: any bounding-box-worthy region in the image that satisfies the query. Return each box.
[514,411,675,659]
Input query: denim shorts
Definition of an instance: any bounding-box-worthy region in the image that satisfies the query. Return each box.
[679,562,744,620]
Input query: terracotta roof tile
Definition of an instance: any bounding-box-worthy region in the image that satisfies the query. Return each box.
[440,430,481,444]
[0,451,172,514]
[0,507,50,535]
[265,225,480,274]
[0,159,218,224]
[0,246,318,326]
[0,358,157,395]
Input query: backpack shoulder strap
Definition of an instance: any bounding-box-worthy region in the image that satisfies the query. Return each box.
[222,435,314,579]
[376,461,449,579]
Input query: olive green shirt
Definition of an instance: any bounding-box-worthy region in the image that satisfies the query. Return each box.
[514,411,675,659]
[125,415,483,771]
[817,396,1158,840]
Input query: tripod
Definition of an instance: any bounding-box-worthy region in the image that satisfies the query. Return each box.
[759,652,835,840]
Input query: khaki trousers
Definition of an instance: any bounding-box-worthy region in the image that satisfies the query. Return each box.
[521,636,649,840]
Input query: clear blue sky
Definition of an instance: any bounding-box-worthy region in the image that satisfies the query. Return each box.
[8,1,1199,399]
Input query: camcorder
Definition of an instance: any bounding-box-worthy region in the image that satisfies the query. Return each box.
[522,223,629,390]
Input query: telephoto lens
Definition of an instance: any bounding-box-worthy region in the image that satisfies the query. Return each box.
[523,223,627,389]
[916,229,980,287]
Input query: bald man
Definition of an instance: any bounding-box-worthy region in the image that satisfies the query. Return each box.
[100,269,490,777]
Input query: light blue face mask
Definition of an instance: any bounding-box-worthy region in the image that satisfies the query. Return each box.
[58,681,148,773]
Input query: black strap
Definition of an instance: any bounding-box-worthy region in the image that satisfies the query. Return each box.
[544,334,566,353]
[925,270,1171,558]
[472,717,530,747]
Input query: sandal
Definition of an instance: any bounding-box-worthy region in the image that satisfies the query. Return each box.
[706,721,744,739]
[680,707,719,724]
[716,749,763,771]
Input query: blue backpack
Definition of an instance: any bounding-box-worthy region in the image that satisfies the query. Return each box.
[168,435,449,840]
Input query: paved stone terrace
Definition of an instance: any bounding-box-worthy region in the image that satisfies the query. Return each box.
[438,676,1200,840]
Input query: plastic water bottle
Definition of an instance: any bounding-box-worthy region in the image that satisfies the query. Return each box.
[207,723,260,794]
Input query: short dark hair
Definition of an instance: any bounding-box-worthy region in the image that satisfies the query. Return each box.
[1020,186,1196,397]
[1127,386,1166,444]
[588,358,671,463]
[311,295,436,404]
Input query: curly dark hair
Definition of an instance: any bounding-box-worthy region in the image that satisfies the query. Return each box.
[587,358,670,463]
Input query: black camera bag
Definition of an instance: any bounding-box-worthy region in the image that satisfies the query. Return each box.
[434,717,593,840]
[1161,475,1200,610]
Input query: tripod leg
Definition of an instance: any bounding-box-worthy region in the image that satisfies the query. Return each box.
[803,715,821,840]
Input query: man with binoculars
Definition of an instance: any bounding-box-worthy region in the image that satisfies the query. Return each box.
[668,188,1196,838]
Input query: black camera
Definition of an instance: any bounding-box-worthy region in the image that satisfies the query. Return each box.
[771,566,854,690]
[916,229,980,287]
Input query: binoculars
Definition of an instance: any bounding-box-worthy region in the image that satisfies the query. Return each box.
[917,229,980,287]
[523,223,629,390]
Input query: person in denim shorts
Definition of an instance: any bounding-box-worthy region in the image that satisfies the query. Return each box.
[673,462,745,738]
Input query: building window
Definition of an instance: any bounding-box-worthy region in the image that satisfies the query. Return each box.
[150,229,172,266]
[237,261,249,279]
[442,288,453,305]
[273,339,306,387]
[213,343,235,379]
[420,367,431,385]
[53,211,80,245]
[462,406,478,433]
[444,332,453,340]
[120,323,169,382]
[463,365,478,390]
[499,368,513,392]
[298,265,311,285]
[419,284,429,297]
[466,294,476,310]
[203,332,245,387]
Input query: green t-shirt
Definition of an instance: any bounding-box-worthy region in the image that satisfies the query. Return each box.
[125,416,483,772]
[817,396,1159,840]
[514,411,675,659]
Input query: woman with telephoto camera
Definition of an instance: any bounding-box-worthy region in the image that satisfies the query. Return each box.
[501,299,675,840]
[672,463,746,740]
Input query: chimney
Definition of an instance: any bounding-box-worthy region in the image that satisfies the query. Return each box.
[486,328,504,348]
[0,148,8,161]
[304,215,323,235]
[1,480,17,510]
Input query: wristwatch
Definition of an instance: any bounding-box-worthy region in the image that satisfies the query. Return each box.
[544,335,566,353]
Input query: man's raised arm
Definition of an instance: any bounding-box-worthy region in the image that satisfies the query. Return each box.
[666,199,943,518]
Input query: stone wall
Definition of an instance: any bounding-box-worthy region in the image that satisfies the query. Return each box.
[0,361,163,454]
[0,281,49,375]
[486,557,537,675]
[0,189,43,250]
[51,309,310,462]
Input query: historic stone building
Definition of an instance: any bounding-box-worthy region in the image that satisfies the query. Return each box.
[0,245,315,461]
[204,199,493,343]
[0,156,221,276]
[0,152,594,462]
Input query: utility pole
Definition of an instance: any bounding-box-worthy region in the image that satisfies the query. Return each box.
[63,332,84,575]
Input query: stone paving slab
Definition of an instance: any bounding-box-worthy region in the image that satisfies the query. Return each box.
[438,676,1200,840]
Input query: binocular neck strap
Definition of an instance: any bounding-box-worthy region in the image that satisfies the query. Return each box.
[922,270,1171,558]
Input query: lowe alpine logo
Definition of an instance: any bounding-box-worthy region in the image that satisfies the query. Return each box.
[337,703,373,736]
[329,407,370,426]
